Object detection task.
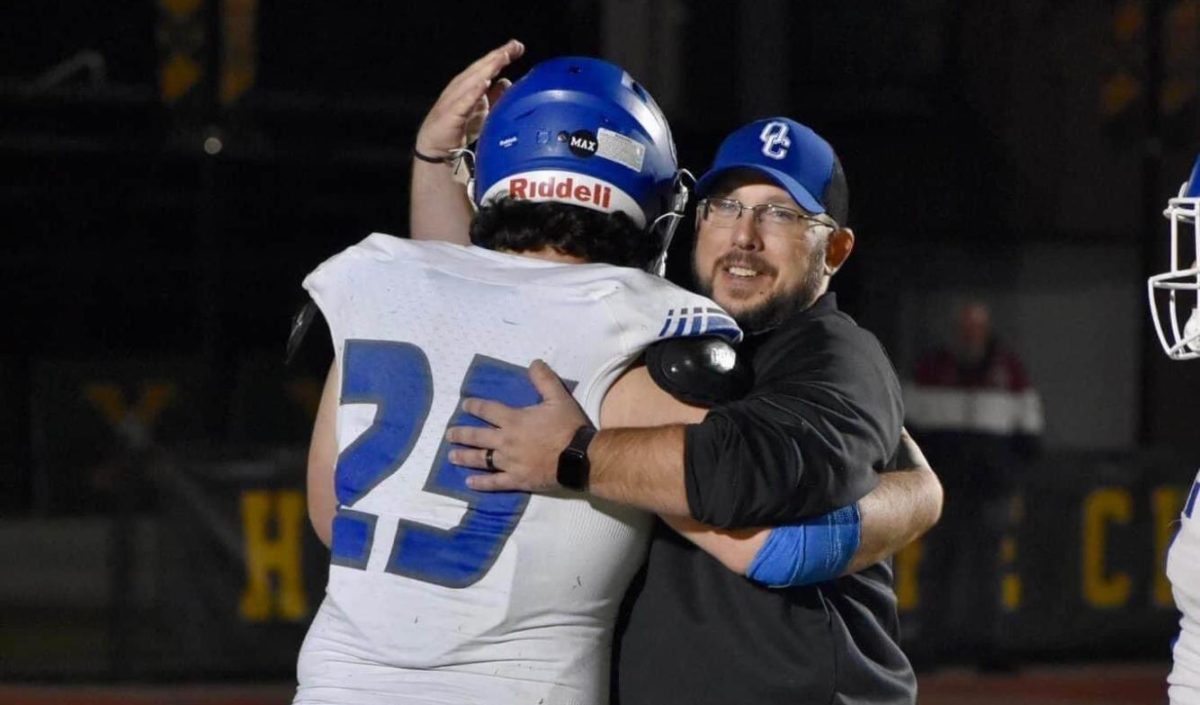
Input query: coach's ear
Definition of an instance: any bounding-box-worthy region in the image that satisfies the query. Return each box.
[824,227,854,276]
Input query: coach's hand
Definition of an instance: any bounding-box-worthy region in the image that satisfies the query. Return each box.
[415,39,525,158]
[449,359,586,493]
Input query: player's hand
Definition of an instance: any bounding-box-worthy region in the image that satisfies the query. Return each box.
[415,39,525,159]
[447,359,587,493]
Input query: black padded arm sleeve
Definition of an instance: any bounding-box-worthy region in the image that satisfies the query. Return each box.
[643,336,753,407]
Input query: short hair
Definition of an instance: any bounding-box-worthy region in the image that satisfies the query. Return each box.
[470,199,656,270]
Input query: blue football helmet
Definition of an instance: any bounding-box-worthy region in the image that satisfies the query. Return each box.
[1149,154,1200,360]
[471,56,687,273]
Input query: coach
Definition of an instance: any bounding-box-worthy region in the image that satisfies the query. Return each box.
[457,115,916,704]
[416,41,928,705]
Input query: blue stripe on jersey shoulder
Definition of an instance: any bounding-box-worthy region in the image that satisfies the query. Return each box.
[656,306,742,343]
[688,307,704,336]
[658,309,675,337]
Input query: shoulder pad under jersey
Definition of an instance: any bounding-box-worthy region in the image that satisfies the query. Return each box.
[285,301,319,365]
[644,336,752,407]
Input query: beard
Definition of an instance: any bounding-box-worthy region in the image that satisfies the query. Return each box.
[693,240,828,335]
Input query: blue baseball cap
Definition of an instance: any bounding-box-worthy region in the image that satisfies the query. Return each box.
[694,117,848,225]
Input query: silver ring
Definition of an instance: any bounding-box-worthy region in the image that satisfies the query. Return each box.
[485,448,496,471]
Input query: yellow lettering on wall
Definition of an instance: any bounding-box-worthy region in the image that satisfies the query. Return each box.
[1000,494,1023,611]
[1153,485,1185,608]
[1002,573,1022,611]
[1113,0,1143,42]
[160,54,203,103]
[84,382,176,436]
[161,0,202,15]
[1000,535,1016,563]
[157,0,206,104]
[1000,536,1021,611]
[239,489,308,622]
[1163,0,1198,115]
[219,0,258,105]
[1082,487,1133,609]
[894,540,923,612]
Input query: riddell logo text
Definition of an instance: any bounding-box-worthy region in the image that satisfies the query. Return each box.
[508,177,612,209]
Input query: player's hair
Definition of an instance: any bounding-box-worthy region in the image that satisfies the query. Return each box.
[470,198,657,270]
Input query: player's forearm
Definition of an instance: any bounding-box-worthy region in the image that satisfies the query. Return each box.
[307,363,341,549]
[660,515,767,573]
[306,459,335,548]
[588,425,691,516]
[845,465,942,574]
[409,158,473,244]
[667,505,865,587]
[308,499,334,548]
[663,464,943,587]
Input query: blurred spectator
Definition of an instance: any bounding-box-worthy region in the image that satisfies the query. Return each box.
[904,301,1043,671]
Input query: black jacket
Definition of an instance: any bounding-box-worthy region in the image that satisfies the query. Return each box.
[616,293,914,705]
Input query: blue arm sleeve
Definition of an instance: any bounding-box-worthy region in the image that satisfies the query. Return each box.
[745,504,861,588]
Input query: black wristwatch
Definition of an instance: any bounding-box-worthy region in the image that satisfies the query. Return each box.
[557,425,597,491]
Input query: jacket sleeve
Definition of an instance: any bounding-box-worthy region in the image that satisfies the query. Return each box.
[683,327,903,529]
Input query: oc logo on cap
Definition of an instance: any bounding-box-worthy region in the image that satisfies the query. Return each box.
[759,121,791,160]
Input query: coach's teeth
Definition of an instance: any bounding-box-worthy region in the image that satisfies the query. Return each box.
[728,266,758,277]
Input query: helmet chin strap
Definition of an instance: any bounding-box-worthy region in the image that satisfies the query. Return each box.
[649,211,683,276]
[455,148,479,211]
[648,170,694,275]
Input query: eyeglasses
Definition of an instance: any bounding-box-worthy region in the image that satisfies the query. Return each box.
[697,196,838,235]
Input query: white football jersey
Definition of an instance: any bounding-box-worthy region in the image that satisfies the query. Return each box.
[1169,469,1200,704]
[294,234,740,705]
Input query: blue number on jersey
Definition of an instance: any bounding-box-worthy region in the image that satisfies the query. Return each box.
[388,355,541,587]
[1186,479,1199,520]
[330,340,546,588]
[331,341,432,569]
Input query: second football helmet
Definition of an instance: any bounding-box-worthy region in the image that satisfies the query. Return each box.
[1148,154,1200,360]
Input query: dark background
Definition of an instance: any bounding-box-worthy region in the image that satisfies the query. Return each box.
[0,0,1197,681]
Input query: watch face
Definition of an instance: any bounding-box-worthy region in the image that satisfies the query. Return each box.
[558,451,588,489]
[558,454,586,490]
[557,426,595,491]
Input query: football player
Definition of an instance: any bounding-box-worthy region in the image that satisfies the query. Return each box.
[293,57,733,705]
[1149,154,1200,705]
